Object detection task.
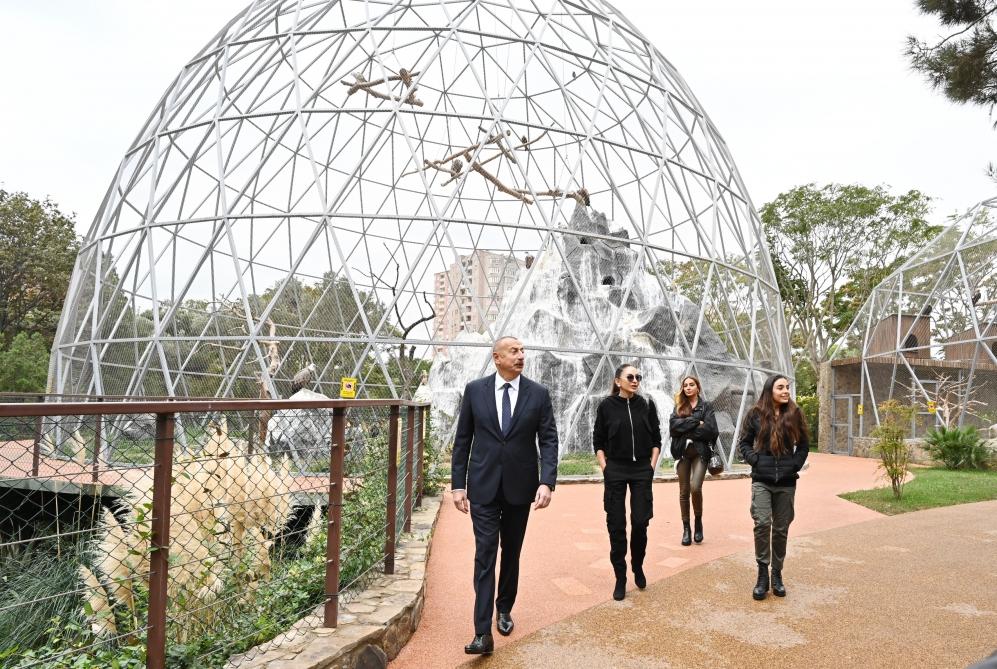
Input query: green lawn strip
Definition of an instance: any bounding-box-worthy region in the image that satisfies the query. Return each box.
[839,467,997,515]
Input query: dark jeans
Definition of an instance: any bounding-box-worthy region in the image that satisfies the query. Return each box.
[750,481,796,571]
[603,459,654,577]
[469,487,531,635]
[676,443,706,522]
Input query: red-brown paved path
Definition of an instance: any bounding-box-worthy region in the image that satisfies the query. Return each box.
[390,453,884,668]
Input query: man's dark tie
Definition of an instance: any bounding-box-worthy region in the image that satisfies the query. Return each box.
[501,382,512,436]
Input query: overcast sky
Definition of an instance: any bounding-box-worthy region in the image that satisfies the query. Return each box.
[1,0,993,234]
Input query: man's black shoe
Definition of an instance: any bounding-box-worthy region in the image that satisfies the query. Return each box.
[634,567,647,590]
[497,612,514,636]
[464,633,494,655]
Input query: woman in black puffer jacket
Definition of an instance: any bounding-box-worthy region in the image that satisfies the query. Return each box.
[737,374,810,601]
[669,375,719,546]
[593,363,661,602]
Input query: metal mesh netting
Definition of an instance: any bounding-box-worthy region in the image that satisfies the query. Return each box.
[50,0,791,465]
[0,399,425,668]
[827,197,997,452]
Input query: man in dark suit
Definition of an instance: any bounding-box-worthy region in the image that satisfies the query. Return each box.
[451,335,559,655]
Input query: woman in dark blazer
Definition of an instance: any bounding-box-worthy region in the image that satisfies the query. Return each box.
[669,376,718,546]
[593,363,661,601]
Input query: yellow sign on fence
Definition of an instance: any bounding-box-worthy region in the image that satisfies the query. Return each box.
[856,404,863,416]
[339,377,358,399]
[926,400,936,414]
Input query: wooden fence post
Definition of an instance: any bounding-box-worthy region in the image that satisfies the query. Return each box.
[324,406,347,627]
[384,405,400,574]
[147,412,175,669]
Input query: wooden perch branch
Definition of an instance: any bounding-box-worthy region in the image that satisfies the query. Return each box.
[402,128,588,207]
[342,68,424,107]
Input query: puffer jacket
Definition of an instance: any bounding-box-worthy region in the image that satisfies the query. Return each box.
[736,410,810,487]
[668,400,719,462]
[592,394,662,462]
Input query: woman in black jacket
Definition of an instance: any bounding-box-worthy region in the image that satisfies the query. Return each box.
[593,363,661,601]
[668,376,719,545]
[737,374,810,601]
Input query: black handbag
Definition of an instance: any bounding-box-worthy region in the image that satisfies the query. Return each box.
[707,442,724,476]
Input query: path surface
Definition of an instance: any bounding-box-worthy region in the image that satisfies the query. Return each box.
[391,453,886,668]
[471,499,997,669]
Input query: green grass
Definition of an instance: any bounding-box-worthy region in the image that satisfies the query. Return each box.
[840,467,997,515]
[558,452,600,476]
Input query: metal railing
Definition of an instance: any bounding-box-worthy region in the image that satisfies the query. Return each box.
[0,397,429,669]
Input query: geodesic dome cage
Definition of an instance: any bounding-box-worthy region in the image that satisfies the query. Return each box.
[51,0,791,459]
[827,197,997,453]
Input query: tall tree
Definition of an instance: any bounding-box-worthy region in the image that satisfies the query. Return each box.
[0,190,80,346]
[0,332,49,392]
[760,184,938,382]
[906,1,997,116]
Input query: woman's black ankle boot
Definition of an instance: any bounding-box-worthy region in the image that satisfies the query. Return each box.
[752,563,769,601]
[693,516,704,543]
[613,575,626,601]
[771,569,786,597]
[681,522,692,546]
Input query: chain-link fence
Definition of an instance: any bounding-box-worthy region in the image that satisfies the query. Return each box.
[0,397,428,669]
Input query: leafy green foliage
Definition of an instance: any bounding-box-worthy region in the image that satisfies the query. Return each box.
[760,184,937,378]
[0,190,80,348]
[924,425,992,470]
[0,331,50,392]
[872,400,917,499]
[840,467,997,514]
[795,394,819,446]
[906,1,997,117]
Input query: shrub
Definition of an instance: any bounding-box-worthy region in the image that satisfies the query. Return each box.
[872,400,916,499]
[0,332,49,393]
[796,394,819,446]
[0,542,88,658]
[924,426,991,470]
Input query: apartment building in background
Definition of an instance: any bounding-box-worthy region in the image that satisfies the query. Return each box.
[433,250,527,343]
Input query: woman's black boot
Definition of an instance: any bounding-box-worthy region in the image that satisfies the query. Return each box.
[693,516,704,544]
[613,575,626,601]
[752,562,769,601]
[771,569,786,597]
[681,522,692,546]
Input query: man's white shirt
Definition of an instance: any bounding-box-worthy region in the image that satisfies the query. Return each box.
[495,374,521,431]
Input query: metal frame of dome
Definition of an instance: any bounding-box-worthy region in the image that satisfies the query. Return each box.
[51,0,792,463]
[827,196,997,448]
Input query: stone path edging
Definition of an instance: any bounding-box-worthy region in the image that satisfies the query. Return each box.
[229,495,443,669]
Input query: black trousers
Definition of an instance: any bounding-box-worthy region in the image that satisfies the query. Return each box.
[603,459,654,577]
[469,486,531,635]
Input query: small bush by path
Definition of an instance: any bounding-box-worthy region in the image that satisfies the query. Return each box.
[840,467,997,515]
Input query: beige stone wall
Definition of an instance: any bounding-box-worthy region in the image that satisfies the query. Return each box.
[851,436,934,463]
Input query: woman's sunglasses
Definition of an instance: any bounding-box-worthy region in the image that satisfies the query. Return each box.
[625,374,643,382]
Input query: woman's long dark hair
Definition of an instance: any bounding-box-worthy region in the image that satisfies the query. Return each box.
[751,374,808,456]
[674,376,702,417]
[609,363,638,396]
